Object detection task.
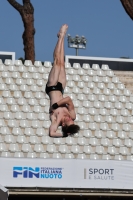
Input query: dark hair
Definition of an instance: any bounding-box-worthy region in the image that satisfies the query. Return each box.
[62,124,80,136]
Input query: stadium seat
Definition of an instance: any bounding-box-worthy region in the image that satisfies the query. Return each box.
[116,115,124,123]
[124,138,133,147]
[38,67,47,74]
[107,70,114,77]
[28,66,37,73]
[102,76,110,83]
[41,136,53,144]
[4,112,14,120]
[17,135,27,144]
[83,115,93,122]
[83,145,94,154]
[65,153,74,159]
[92,64,100,70]
[36,128,46,136]
[111,123,121,131]
[73,63,80,69]
[87,69,95,76]
[93,87,101,95]
[105,115,114,123]
[1,151,11,157]
[40,152,50,158]
[112,76,119,83]
[9,143,20,152]
[121,109,129,116]
[78,137,88,146]
[82,75,91,84]
[78,68,85,75]
[89,137,99,146]
[4,135,15,143]
[47,144,57,153]
[27,152,37,158]
[82,63,90,70]
[101,138,111,146]
[52,153,62,159]
[115,102,123,110]
[119,95,127,103]
[5,59,13,65]
[24,60,33,67]
[122,124,131,132]
[77,153,87,159]
[12,127,22,135]
[125,102,133,110]
[14,152,24,158]
[26,112,36,120]
[8,119,18,128]
[0,65,4,72]
[33,72,41,79]
[20,120,30,128]
[90,154,99,160]
[71,145,82,154]
[118,131,128,139]
[88,122,98,130]
[83,87,90,94]
[112,138,123,147]
[0,143,7,151]
[102,154,111,160]
[113,89,121,96]
[95,130,104,138]
[83,130,92,138]
[98,82,105,89]
[124,89,131,96]
[103,88,111,95]
[18,65,27,73]
[114,155,124,160]
[93,76,100,83]
[88,108,97,115]
[100,122,109,131]
[110,109,118,116]
[96,145,105,154]
[65,137,76,145]
[99,94,107,102]
[109,95,117,102]
[97,70,105,77]
[24,128,35,136]
[99,108,108,116]
[53,138,64,145]
[29,136,40,144]
[0,83,7,90]
[94,115,103,123]
[34,144,45,153]
[0,104,9,112]
[128,116,133,124]
[119,146,130,155]
[127,155,133,161]
[106,130,116,138]
[31,120,41,128]
[107,146,117,155]
[104,101,112,109]
[101,64,109,70]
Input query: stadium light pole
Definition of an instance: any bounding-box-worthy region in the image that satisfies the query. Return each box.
[67,34,87,56]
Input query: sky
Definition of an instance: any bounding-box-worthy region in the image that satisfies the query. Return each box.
[0,0,133,62]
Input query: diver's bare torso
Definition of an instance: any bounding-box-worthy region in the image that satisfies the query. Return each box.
[48,91,73,124]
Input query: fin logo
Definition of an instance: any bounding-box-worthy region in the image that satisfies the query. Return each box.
[13,167,39,178]
[13,167,63,179]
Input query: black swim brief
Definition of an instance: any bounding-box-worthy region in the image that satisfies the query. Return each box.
[45,82,64,95]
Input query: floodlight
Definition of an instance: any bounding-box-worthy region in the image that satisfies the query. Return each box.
[67,34,87,56]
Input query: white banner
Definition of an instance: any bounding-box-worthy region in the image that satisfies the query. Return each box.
[0,158,133,189]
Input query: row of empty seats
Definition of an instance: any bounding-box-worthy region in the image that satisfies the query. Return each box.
[1,135,133,148]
